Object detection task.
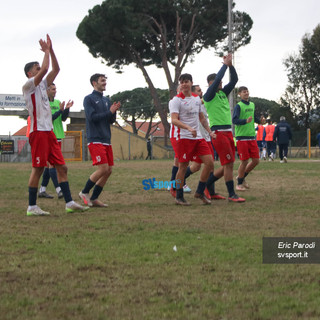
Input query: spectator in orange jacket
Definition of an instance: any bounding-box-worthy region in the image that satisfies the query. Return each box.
[263,119,276,161]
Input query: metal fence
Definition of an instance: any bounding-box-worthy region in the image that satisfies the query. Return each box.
[0,136,31,162]
[0,131,84,162]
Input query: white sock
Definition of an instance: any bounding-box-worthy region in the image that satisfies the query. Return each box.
[66,201,75,207]
[28,205,37,210]
[40,186,46,193]
[56,187,61,194]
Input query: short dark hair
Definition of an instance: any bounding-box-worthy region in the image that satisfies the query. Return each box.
[90,73,106,86]
[238,86,248,93]
[207,73,216,84]
[191,85,200,92]
[179,73,192,82]
[24,61,39,77]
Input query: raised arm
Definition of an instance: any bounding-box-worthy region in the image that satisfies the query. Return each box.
[203,64,228,102]
[46,35,60,86]
[222,66,238,96]
[222,53,238,96]
[34,38,50,87]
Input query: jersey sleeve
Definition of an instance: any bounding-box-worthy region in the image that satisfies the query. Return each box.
[22,78,36,95]
[169,97,180,114]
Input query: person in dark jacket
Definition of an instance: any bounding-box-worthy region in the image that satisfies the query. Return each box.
[79,73,121,207]
[273,116,292,163]
[316,132,320,149]
[146,137,152,160]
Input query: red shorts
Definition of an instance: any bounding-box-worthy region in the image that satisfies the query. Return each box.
[29,131,65,167]
[170,137,178,159]
[88,143,114,166]
[192,141,214,163]
[177,139,211,163]
[237,140,259,161]
[212,131,235,166]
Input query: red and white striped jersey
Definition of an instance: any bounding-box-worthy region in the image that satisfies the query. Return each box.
[169,123,179,140]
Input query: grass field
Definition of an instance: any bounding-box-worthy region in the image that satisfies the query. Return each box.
[0,159,320,320]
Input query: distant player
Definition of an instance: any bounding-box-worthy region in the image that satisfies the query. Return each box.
[264,119,276,161]
[273,116,292,163]
[256,117,266,160]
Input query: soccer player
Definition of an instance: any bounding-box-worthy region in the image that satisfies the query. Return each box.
[170,73,215,206]
[184,85,226,200]
[264,119,276,161]
[232,86,260,191]
[273,116,292,163]
[256,117,266,160]
[168,84,192,197]
[203,53,245,202]
[79,73,121,207]
[23,34,88,216]
[317,132,320,149]
[38,83,73,199]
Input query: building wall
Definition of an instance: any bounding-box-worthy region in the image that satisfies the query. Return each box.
[67,122,174,160]
[110,126,174,160]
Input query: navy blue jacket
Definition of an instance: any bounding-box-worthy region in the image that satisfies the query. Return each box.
[273,121,292,144]
[84,90,116,144]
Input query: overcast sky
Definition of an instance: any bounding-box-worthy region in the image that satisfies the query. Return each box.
[0,0,319,135]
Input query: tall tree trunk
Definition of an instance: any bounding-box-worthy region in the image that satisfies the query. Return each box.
[131,49,170,145]
[145,116,153,139]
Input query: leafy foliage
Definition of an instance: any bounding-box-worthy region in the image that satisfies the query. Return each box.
[301,24,320,84]
[77,0,252,142]
[77,0,252,71]
[281,25,320,128]
[111,87,169,137]
[250,97,296,126]
[234,90,296,127]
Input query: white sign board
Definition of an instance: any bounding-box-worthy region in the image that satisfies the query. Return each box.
[0,94,26,108]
